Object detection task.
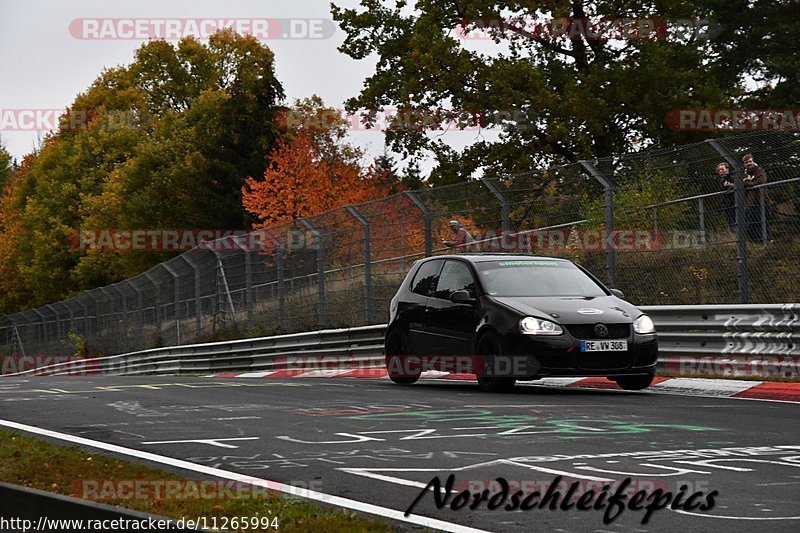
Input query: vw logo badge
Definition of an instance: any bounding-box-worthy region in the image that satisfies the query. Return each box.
[577,308,603,315]
[594,324,609,338]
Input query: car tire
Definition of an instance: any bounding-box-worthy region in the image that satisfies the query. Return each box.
[475,332,516,393]
[384,330,420,385]
[615,372,655,391]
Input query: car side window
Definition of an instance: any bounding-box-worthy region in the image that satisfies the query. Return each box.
[411,260,443,297]
[434,260,476,300]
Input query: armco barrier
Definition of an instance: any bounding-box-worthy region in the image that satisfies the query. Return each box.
[1,325,387,377]
[2,305,798,379]
[644,303,799,378]
[0,482,206,531]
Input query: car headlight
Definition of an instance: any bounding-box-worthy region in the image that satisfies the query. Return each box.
[633,314,656,334]
[519,317,563,335]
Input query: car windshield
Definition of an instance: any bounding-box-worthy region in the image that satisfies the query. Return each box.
[476,259,608,297]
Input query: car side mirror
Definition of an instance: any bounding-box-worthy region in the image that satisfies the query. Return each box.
[450,290,475,304]
[610,288,626,300]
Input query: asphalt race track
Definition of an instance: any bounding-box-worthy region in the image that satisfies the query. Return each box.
[1,375,798,532]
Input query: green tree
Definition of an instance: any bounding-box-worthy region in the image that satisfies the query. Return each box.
[372,152,427,192]
[0,30,286,311]
[708,0,799,108]
[331,0,793,184]
[0,141,12,190]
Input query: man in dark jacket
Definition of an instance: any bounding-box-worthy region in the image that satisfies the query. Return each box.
[716,162,736,232]
[742,153,772,242]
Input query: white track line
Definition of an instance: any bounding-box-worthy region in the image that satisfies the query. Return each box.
[0,418,489,533]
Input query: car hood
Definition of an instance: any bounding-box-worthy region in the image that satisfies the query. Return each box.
[491,296,640,324]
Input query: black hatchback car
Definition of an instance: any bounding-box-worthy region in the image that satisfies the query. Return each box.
[384,254,657,392]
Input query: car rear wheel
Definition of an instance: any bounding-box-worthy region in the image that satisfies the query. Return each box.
[384,331,420,385]
[475,332,516,393]
[615,372,655,390]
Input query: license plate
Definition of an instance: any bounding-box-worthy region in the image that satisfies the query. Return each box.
[580,340,628,352]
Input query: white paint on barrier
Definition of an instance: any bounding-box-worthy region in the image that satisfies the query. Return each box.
[0,418,491,533]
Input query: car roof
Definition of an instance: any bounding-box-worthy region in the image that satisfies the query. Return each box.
[419,254,572,264]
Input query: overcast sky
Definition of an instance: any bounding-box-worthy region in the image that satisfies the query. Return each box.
[0,0,494,173]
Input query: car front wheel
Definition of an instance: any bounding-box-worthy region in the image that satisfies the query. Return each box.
[475,332,516,393]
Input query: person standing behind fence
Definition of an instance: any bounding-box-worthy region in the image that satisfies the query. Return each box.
[742,153,772,242]
[442,220,476,252]
[716,162,736,232]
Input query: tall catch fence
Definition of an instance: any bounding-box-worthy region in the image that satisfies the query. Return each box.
[1,131,799,357]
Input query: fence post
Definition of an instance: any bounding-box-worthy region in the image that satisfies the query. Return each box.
[161,263,181,345]
[759,188,768,243]
[132,280,145,339]
[480,177,510,235]
[75,296,89,341]
[99,287,114,348]
[56,302,73,350]
[580,161,617,288]
[143,273,160,342]
[708,139,749,303]
[299,218,325,327]
[20,312,34,356]
[44,304,60,344]
[8,316,25,356]
[116,283,131,353]
[345,205,373,323]
[87,291,102,341]
[30,309,45,350]
[104,285,125,352]
[698,198,706,246]
[651,207,659,236]
[209,247,239,333]
[404,191,432,257]
[179,254,203,340]
[233,236,254,331]
[261,231,285,327]
[62,301,75,337]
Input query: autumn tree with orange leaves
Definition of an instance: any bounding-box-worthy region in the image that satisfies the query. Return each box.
[242,97,391,227]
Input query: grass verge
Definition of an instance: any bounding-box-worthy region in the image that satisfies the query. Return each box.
[0,429,398,532]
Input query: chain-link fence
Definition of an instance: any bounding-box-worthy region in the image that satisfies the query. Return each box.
[1,131,798,358]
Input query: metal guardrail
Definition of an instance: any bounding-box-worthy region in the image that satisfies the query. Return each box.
[3,305,798,379]
[0,482,205,531]
[642,303,799,353]
[643,303,799,379]
[2,325,387,377]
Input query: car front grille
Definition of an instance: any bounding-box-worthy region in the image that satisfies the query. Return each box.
[566,323,631,339]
